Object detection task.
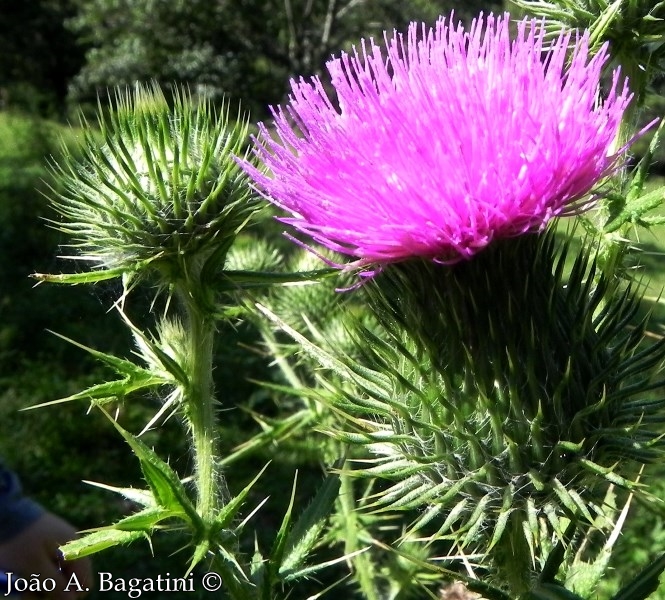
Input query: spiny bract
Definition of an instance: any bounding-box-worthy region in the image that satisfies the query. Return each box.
[48,83,260,288]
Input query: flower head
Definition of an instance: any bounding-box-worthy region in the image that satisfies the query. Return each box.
[47,83,259,289]
[245,13,632,271]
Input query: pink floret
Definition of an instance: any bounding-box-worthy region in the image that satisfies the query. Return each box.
[243,13,632,271]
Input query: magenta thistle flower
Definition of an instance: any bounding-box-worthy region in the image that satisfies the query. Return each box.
[245,13,632,270]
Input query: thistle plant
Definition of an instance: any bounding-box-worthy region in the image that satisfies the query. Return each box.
[36,84,343,599]
[32,6,665,600]
[244,11,665,599]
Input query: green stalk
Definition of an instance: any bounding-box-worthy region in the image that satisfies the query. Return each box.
[596,54,650,285]
[176,283,224,522]
[338,465,380,600]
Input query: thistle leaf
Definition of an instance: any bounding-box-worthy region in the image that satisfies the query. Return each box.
[82,480,155,507]
[279,472,340,579]
[213,463,270,531]
[104,507,177,532]
[103,413,201,529]
[60,529,146,560]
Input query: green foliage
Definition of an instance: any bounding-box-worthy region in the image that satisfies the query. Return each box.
[0,0,83,116]
[30,82,360,600]
[0,112,131,370]
[65,0,502,119]
[255,232,665,597]
[4,2,665,596]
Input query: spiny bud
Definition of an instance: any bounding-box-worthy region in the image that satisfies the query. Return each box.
[45,83,261,293]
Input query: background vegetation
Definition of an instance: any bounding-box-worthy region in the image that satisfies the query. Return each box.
[0,1,664,598]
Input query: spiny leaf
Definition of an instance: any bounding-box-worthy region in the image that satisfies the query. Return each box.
[60,529,145,560]
[26,371,165,409]
[103,507,177,532]
[219,410,313,467]
[336,473,380,600]
[280,548,368,583]
[611,552,665,600]
[269,472,299,576]
[279,471,340,578]
[82,480,155,507]
[218,267,337,291]
[214,463,271,530]
[103,412,201,528]
[32,266,131,285]
[578,459,642,489]
[552,479,593,523]
[188,540,210,574]
[46,331,164,382]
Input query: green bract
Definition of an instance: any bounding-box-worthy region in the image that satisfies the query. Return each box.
[510,0,665,102]
[288,233,665,596]
[44,83,260,291]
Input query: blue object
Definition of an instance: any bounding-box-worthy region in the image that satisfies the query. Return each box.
[0,571,21,597]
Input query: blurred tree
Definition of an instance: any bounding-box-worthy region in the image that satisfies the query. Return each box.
[0,0,84,116]
[67,0,501,119]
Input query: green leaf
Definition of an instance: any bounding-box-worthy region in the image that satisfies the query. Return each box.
[82,480,155,507]
[250,541,267,590]
[27,372,165,409]
[264,471,312,589]
[578,459,641,489]
[488,508,515,551]
[219,409,314,467]
[188,540,210,574]
[611,552,665,600]
[213,463,270,531]
[60,529,145,560]
[108,507,178,531]
[50,331,157,377]
[589,0,624,50]
[551,479,594,523]
[335,473,379,600]
[278,472,340,579]
[604,186,665,233]
[31,266,130,285]
[119,311,189,385]
[280,548,368,583]
[255,303,358,385]
[217,268,336,291]
[24,332,169,409]
[103,412,201,529]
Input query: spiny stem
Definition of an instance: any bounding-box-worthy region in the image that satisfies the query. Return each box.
[176,284,224,521]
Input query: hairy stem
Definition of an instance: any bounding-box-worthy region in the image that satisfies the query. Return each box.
[177,284,225,521]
